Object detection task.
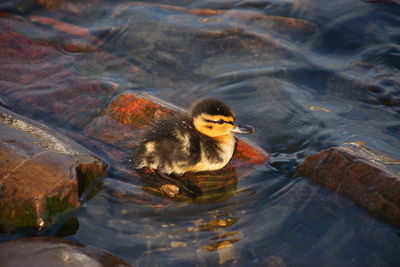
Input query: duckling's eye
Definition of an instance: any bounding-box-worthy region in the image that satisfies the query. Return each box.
[216,119,225,124]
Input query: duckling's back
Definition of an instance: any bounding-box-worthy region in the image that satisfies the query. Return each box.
[132,114,198,175]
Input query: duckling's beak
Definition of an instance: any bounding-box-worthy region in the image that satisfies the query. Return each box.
[231,123,255,134]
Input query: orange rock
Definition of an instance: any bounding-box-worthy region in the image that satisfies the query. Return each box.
[236,139,269,164]
[109,94,175,127]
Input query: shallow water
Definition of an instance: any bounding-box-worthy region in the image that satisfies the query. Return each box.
[1,0,400,266]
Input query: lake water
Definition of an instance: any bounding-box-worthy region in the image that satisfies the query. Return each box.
[0,0,399,266]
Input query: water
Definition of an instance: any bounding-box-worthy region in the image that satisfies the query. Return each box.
[0,0,399,266]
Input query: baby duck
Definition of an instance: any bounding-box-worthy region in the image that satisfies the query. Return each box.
[132,98,254,178]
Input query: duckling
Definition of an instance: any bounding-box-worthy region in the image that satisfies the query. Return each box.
[132,98,254,196]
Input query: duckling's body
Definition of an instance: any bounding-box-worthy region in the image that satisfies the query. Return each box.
[132,98,253,176]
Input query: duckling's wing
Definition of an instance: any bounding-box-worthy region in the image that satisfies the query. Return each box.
[132,114,201,174]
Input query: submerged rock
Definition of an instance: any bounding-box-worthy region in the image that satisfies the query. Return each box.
[0,237,131,267]
[91,2,319,78]
[0,107,107,228]
[296,144,400,227]
[0,13,142,129]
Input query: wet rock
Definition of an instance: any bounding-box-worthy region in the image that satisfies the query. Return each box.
[0,237,131,267]
[0,107,107,228]
[296,144,400,227]
[109,93,176,129]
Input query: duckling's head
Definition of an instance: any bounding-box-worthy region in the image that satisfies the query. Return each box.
[190,98,254,138]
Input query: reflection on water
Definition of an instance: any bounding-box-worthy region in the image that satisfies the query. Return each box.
[0,0,400,266]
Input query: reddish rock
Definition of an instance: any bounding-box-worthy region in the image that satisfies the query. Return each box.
[296,145,400,227]
[109,93,175,128]
[0,107,107,228]
[235,139,269,164]
[0,237,130,267]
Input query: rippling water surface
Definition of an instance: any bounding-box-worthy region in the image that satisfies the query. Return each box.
[1,0,400,266]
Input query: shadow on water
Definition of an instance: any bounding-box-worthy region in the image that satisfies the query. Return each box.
[0,0,400,266]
